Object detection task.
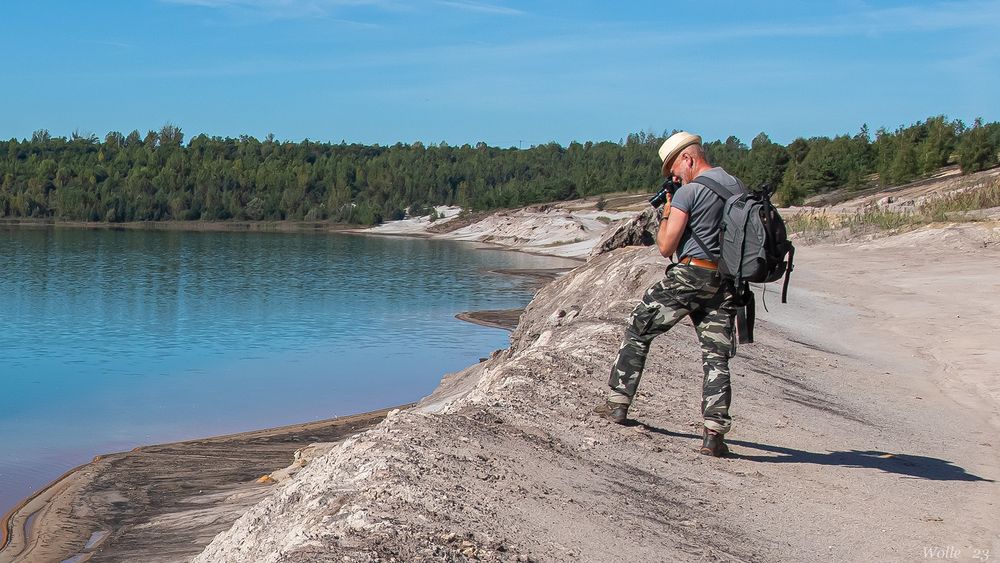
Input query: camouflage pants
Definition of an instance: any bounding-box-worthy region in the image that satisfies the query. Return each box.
[608,264,737,434]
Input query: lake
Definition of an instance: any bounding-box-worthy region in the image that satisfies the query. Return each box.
[0,226,577,514]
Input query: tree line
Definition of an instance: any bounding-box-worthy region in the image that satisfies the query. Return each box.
[1,116,997,224]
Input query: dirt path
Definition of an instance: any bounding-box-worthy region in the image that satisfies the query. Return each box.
[706,223,1000,560]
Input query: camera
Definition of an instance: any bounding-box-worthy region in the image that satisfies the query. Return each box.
[648,178,681,208]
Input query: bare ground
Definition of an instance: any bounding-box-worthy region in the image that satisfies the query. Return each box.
[191,221,1000,562]
[794,166,1000,213]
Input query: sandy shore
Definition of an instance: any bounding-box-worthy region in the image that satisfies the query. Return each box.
[358,199,640,260]
[0,277,552,562]
[456,309,524,331]
[190,220,1000,562]
[0,407,401,563]
[0,218,579,563]
[455,268,575,332]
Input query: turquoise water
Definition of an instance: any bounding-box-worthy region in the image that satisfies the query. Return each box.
[0,227,576,513]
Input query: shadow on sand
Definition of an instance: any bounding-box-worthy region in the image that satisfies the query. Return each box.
[635,423,993,482]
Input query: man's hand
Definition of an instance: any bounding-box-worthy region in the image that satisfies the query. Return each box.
[657,194,672,221]
[656,206,688,258]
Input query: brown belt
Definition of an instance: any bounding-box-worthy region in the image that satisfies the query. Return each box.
[678,256,718,270]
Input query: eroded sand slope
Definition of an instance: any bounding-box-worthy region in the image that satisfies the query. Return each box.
[194,220,1000,562]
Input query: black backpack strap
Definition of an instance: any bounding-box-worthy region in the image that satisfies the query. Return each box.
[726,282,754,345]
[691,175,732,202]
[690,230,716,261]
[781,245,795,304]
[737,298,754,344]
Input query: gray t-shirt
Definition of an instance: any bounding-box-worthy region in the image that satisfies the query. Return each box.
[669,167,747,260]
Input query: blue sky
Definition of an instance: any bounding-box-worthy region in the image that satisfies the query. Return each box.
[2,0,998,147]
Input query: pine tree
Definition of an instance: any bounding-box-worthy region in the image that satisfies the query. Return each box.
[889,134,919,185]
[777,160,805,206]
[918,116,956,174]
[958,118,998,174]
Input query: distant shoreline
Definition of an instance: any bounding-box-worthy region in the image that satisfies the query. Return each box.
[0,217,365,234]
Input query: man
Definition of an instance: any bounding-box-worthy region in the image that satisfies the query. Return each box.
[598,131,745,457]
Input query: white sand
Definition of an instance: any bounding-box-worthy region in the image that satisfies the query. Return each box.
[367,205,637,259]
[365,206,463,235]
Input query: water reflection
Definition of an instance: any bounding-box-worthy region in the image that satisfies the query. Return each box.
[0,226,576,512]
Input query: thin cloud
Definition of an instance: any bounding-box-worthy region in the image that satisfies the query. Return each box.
[125,0,999,79]
[706,1,1000,39]
[81,39,133,49]
[162,0,523,20]
[435,0,523,16]
[159,0,393,22]
[161,0,385,7]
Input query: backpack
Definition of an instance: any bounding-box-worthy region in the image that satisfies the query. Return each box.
[688,175,796,343]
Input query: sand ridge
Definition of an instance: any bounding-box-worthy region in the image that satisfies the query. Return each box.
[193,219,1000,562]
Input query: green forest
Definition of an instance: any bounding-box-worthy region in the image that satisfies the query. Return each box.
[1,116,998,225]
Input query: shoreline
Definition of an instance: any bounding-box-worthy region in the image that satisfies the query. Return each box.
[0,217,593,262]
[0,217,366,234]
[455,308,524,331]
[343,226,591,262]
[0,273,568,562]
[0,460,91,554]
[0,209,597,561]
[0,406,406,562]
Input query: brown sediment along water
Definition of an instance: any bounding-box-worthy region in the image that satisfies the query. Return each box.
[0,406,401,563]
[455,268,573,332]
[456,308,524,331]
[487,267,573,287]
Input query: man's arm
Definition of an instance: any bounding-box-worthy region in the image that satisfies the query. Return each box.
[656,207,688,258]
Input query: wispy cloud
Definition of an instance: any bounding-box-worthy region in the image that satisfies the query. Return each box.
[81,39,133,49]
[703,1,1000,39]
[162,0,385,8]
[127,0,1000,80]
[160,0,392,22]
[161,0,523,21]
[434,0,523,16]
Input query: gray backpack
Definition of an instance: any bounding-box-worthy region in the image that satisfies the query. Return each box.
[689,176,796,342]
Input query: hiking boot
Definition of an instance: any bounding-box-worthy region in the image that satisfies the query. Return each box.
[594,400,629,424]
[700,429,729,457]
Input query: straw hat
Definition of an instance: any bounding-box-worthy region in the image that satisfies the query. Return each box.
[658,131,702,175]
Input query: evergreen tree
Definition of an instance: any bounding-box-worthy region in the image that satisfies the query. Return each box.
[888,133,919,185]
[958,118,999,174]
[919,116,956,174]
[777,160,806,206]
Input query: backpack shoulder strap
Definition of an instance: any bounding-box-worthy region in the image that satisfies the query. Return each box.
[690,229,716,260]
[691,175,732,202]
[683,175,731,260]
